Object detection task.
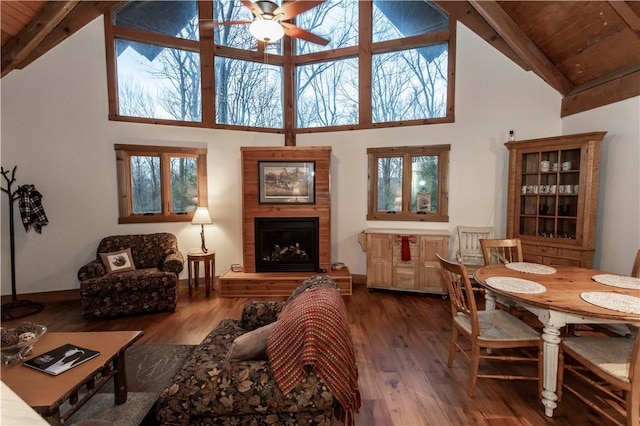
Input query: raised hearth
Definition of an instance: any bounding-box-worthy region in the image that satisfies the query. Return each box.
[219,267,352,297]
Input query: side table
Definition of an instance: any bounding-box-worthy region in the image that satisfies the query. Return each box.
[187,252,215,297]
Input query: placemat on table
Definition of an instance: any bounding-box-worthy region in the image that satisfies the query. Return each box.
[591,274,640,290]
[580,291,640,314]
[485,277,546,294]
[505,262,557,275]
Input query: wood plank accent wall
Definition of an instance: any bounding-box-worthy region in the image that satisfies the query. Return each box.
[241,146,332,273]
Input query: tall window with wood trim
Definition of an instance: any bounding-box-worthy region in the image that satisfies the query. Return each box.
[115,144,208,224]
[105,1,455,136]
[367,145,449,222]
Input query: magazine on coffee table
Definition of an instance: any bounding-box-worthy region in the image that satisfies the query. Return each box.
[23,343,100,376]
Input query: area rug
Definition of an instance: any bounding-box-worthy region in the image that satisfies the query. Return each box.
[65,344,195,426]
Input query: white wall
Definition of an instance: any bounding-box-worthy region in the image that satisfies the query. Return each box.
[1,19,565,295]
[562,97,640,274]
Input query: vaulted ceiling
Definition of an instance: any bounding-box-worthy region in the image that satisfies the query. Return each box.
[2,1,639,117]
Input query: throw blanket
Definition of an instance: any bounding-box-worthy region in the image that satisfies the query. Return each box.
[268,286,361,426]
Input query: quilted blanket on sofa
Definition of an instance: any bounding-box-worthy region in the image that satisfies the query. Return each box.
[267,285,361,426]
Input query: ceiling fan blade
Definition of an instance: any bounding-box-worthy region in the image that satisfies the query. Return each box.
[200,19,251,29]
[281,22,329,46]
[241,0,264,17]
[275,1,325,21]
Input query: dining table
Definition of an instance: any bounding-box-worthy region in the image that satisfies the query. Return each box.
[474,263,640,418]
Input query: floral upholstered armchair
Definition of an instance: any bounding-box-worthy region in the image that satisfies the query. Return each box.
[78,233,184,320]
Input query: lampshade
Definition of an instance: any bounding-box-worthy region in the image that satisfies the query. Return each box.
[192,207,212,225]
[249,19,284,43]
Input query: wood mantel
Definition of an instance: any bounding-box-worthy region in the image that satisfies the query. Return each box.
[241,146,332,274]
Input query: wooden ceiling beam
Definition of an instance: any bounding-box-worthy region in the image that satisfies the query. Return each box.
[608,0,640,37]
[569,63,640,96]
[432,1,530,71]
[562,70,640,117]
[468,0,574,96]
[13,1,122,73]
[1,1,80,78]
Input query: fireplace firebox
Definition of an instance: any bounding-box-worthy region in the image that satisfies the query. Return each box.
[255,217,319,272]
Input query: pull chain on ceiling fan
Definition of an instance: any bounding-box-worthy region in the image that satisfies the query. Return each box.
[203,0,329,46]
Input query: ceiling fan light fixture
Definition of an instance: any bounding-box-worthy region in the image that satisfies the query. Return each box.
[249,19,284,43]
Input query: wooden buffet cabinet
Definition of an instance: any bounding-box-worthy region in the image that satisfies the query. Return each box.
[359,229,450,295]
[505,132,605,268]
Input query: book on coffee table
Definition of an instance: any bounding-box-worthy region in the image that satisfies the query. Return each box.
[23,343,100,376]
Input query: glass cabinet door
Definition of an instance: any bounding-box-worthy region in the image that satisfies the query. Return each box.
[517,148,581,242]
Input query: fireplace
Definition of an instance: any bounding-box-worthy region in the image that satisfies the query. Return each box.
[255,217,319,272]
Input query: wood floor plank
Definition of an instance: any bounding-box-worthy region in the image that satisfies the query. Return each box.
[2,282,610,425]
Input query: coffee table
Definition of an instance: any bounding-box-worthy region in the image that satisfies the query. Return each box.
[1,331,143,425]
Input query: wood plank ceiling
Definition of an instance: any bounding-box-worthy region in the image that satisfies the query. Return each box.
[1,1,639,117]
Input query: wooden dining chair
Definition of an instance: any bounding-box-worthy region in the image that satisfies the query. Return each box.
[456,226,494,276]
[591,248,639,338]
[436,254,541,396]
[632,249,640,278]
[558,335,640,426]
[479,238,523,265]
[479,238,525,315]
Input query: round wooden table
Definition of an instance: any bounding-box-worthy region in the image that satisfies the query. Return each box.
[187,252,215,297]
[475,264,640,418]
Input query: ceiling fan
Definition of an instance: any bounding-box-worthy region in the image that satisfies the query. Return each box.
[203,0,329,46]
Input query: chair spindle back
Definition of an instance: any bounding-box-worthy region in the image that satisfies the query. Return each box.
[480,238,523,265]
[437,254,479,336]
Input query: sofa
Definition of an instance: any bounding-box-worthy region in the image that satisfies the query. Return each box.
[156,275,360,426]
[78,233,184,320]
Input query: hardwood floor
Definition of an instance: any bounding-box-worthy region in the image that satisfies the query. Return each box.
[3,283,610,425]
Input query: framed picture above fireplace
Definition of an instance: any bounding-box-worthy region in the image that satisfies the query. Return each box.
[258,161,316,204]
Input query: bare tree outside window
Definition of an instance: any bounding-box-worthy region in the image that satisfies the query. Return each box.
[377,157,403,212]
[297,59,358,128]
[170,157,198,213]
[111,0,452,131]
[215,57,283,128]
[115,16,201,121]
[131,155,161,214]
[295,0,358,55]
[410,155,439,212]
[372,47,448,123]
[116,145,208,224]
[213,0,283,127]
[118,77,157,118]
[368,145,449,221]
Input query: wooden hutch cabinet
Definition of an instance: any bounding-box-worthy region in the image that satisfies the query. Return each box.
[359,229,450,295]
[505,132,605,268]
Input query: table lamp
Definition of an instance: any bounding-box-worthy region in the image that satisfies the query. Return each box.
[192,207,213,253]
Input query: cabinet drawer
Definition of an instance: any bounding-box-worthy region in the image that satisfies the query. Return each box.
[392,243,419,255]
[523,254,543,264]
[393,256,419,268]
[524,245,558,257]
[557,248,583,260]
[394,269,417,289]
[542,257,581,267]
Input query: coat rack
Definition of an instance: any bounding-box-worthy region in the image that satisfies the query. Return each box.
[1,166,44,321]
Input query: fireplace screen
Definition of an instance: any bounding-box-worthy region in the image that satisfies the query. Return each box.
[255,217,319,272]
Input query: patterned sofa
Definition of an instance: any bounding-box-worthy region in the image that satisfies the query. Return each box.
[156,275,360,426]
[78,233,184,320]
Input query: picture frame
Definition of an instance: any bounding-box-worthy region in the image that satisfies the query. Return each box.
[258,161,315,204]
[416,191,431,213]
